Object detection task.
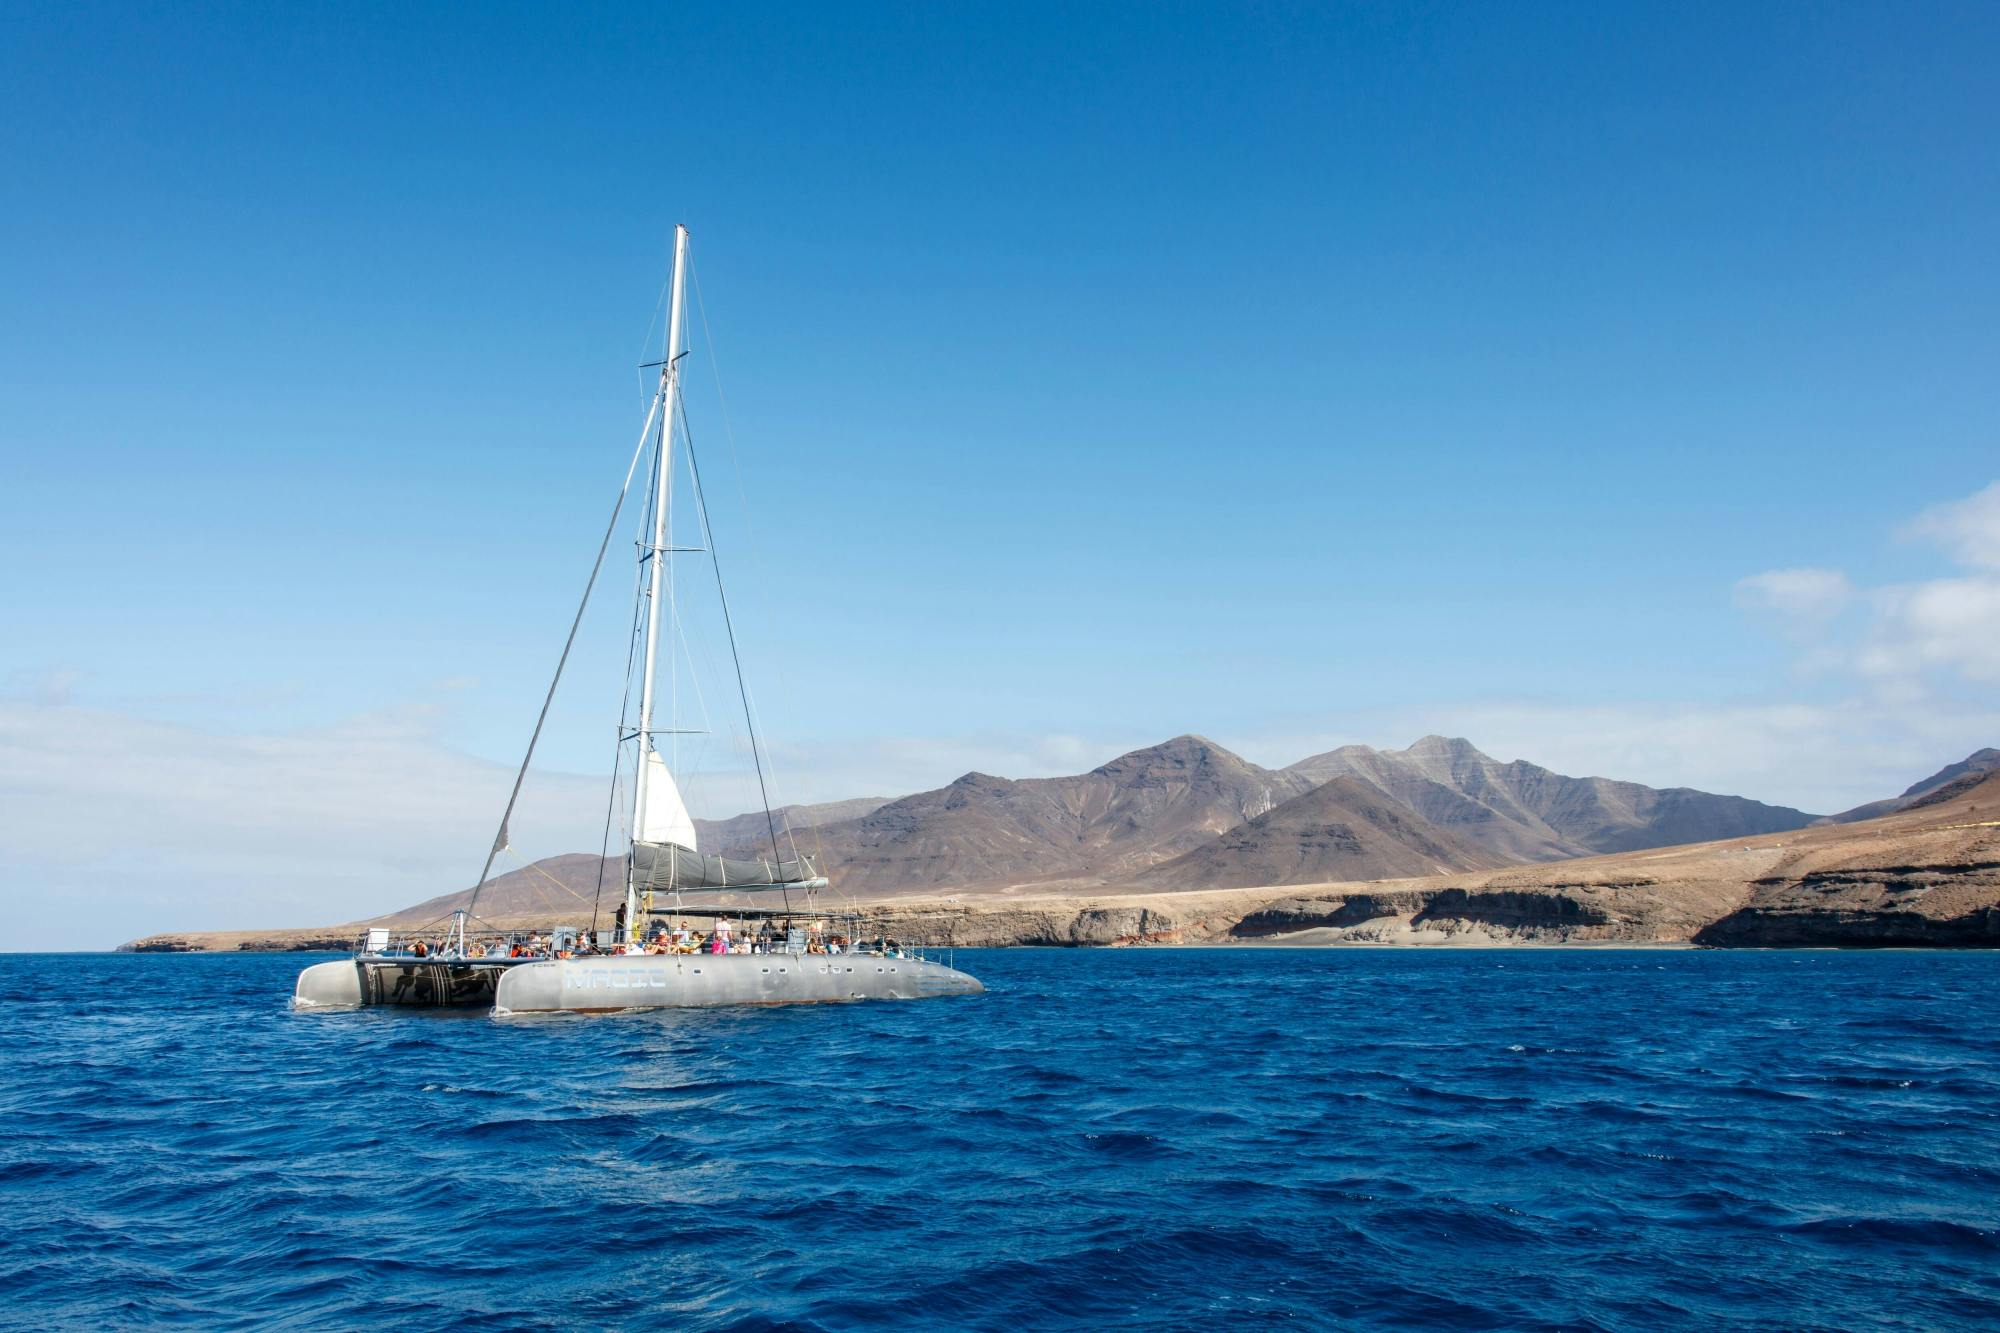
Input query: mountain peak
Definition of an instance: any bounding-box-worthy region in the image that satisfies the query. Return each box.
[1404,735,1486,760]
[1091,734,1244,776]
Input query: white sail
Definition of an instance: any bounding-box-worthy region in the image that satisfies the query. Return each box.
[637,748,698,851]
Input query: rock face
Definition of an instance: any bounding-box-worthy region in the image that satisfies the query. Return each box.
[1285,735,1819,860]
[1695,773,2000,946]
[1823,748,2000,824]
[1138,776,1501,889]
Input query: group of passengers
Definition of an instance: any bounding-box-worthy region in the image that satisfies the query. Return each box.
[629,921,853,957]
[397,923,901,961]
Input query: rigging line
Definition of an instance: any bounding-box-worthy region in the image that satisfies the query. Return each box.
[634,235,678,413]
[595,417,662,934]
[737,674,807,867]
[504,845,595,907]
[688,251,808,871]
[588,764,620,935]
[501,850,566,918]
[465,388,663,923]
[687,253,751,506]
[676,391,793,915]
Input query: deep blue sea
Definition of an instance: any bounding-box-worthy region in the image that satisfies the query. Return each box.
[3,949,1998,1330]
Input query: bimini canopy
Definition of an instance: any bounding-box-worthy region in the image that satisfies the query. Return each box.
[630,838,823,892]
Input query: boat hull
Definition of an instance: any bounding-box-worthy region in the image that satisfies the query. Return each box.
[293,958,519,1009]
[492,952,984,1014]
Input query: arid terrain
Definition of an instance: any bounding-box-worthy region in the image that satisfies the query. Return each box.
[125,746,2000,953]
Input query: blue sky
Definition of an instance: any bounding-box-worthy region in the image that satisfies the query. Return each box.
[4,2,1998,946]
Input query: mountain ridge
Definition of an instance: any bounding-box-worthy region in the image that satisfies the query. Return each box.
[1284,734,1819,862]
[129,768,2000,953]
[330,737,1992,926]
[1824,748,2000,824]
[703,733,1826,893]
[767,734,1313,892]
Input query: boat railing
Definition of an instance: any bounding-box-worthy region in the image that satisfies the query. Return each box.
[353,923,595,962]
[352,923,960,971]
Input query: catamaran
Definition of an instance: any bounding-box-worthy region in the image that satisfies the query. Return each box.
[294,227,982,1013]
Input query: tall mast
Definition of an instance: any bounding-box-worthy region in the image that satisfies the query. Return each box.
[626,223,689,941]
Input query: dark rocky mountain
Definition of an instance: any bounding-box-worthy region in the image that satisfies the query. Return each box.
[1285,735,1818,861]
[1138,776,1503,890]
[354,733,1877,923]
[712,735,1314,892]
[133,766,2000,953]
[1824,748,2000,824]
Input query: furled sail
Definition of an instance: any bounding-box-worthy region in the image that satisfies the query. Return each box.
[629,838,822,891]
[636,749,698,851]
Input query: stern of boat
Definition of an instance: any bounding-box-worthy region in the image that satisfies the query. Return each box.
[293,959,364,1008]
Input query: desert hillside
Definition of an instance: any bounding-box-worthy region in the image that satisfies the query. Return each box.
[695,733,1820,892]
[125,769,2000,952]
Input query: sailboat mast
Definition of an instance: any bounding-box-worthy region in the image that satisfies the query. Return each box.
[626,224,690,940]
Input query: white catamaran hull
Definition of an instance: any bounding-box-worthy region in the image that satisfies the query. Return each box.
[492,952,983,1014]
[294,957,530,1008]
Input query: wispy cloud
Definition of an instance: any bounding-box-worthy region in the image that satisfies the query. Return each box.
[0,700,605,949]
[1736,479,2000,687]
[0,691,1148,948]
[1230,484,2000,813]
[1734,568,1853,624]
[1905,480,2000,571]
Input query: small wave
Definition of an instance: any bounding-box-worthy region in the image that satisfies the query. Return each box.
[1786,1215,2000,1252]
[7,948,2000,1330]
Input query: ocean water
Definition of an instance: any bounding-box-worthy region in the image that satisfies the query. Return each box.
[2,949,1997,1331]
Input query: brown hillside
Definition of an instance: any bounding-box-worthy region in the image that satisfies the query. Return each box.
[1138,776,1503,889]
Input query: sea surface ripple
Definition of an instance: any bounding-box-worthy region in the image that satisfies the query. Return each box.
[2,949,1998,1330]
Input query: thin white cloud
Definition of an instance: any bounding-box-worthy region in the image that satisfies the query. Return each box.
[1858,577,2000,684]
[1734,567,1852,623]
[0,701,606,950]
[1906,480,2000,571]
[0,694,1147,948]
[1740,480,2000,689]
